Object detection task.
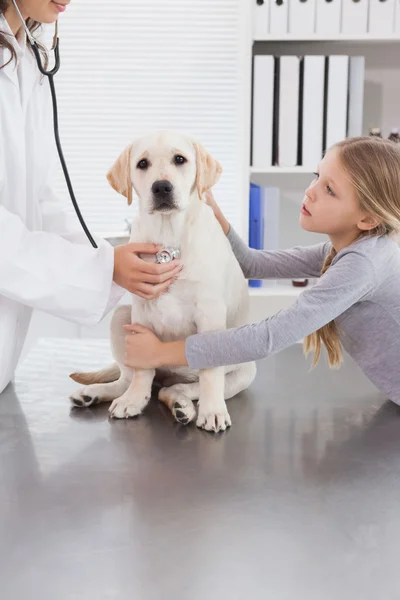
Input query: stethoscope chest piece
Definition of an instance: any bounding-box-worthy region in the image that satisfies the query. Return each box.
[156,247,181,264]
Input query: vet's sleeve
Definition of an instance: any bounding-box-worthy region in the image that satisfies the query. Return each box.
[227,226,330,279]
[0,205,122,326]
[39,182,126,317]
[185,250,376,369]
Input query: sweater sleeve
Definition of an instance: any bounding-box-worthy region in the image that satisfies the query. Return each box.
[227,226,330,280]
[185,250,376,369]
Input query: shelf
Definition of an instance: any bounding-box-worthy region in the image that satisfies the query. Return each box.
[249,284,307,298]
[250,166,313,175]
[254,34,400,43]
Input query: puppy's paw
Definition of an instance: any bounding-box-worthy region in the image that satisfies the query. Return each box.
[109,394,150,419]
[171,400,196,426]
[196,406,232,433]
[158,386,197,426]
[69,389,99,408]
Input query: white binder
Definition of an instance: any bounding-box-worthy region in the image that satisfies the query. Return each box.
[253,0,270,40]
[396,0,400,34]
[368,0,396,35]
[252,56,274,168]
[347,56,365,137]
[270,0,289,35]
[278,56,300,166]
[262,186,280,289]
[325,55,349,150]
[315,0,342,35]
[262,187,280,251]
[302,56,325,168]
[341,0,368,34]
[288,0,316,35]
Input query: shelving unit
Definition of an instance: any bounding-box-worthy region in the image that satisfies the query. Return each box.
[248,18,400,310]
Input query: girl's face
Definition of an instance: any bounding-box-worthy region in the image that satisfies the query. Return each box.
[12,0,70,23]
[300,149,377,246]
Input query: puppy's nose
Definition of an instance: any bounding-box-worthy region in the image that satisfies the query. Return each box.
[152,180,173,198]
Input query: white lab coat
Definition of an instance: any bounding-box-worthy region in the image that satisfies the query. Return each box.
[0,17,124,394]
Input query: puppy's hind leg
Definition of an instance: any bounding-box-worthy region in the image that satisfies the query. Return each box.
[70,305,133,408]
[158,382,199,426]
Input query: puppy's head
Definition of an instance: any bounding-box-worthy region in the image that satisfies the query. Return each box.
[106,130,222,215]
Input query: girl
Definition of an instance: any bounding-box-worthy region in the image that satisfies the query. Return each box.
[124,137,400,406]
[0,0,180,394]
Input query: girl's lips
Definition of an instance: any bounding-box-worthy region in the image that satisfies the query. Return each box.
[301,204,311,216]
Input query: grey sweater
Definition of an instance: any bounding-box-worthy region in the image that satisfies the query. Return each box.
[185,227,400,404]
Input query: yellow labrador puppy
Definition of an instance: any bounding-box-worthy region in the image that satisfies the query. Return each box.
[69,130,256,432]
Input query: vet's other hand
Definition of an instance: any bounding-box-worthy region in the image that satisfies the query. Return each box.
[204,191,230,236]
[113,243,182,299]
[124,323,165,369]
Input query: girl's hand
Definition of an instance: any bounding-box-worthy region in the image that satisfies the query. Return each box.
[204,191,230,236]
[113,243,182,299]
[123,324,188,369]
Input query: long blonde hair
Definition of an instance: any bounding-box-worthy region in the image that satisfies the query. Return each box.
[304,136,400,368]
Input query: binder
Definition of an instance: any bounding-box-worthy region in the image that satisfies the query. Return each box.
[347,56,365,137]
[302,55,325,168]
[249,183,263,288]
[252,55,274,168]
[341,0,368,35]
[270,0,288,34]
[396,0,400,34]
[368,0,396,35]
[262,186,280,289]
[253,0,270,40]
[325,55,349,151]
[288,0,316,35]
[262,187,280,251]
[277,56,300,167]
[316,0,342,35]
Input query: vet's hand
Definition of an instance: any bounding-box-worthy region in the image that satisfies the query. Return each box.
[124,323,165,369]
[113,243,182,299]
[204,191,230,236]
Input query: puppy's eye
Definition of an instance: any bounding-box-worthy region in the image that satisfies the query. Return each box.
[174,155,187,165]
[137,158,149,170]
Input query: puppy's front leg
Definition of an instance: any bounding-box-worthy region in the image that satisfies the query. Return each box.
[195,303,231,433]
[109,368,155,419]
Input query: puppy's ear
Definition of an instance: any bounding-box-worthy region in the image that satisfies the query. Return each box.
[106,145,133,205]
[194,142,222,199]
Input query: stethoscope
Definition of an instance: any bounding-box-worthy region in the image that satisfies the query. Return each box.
[10,2,180,265]
[11,0,98,248]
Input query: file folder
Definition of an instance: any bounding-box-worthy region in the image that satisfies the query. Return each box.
[301,55,325,168]
[252,55,274,168]
[325,55,349,151]
[253,0,270,40]
[288,0,316,35]
[270,0,289,34]
[316,0,342,35]
[341,0,368,35]
[347,56,365,137]
[368,0,396,35]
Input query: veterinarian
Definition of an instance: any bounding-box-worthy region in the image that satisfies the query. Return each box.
[0,0,181,394]
[124,137,400,406]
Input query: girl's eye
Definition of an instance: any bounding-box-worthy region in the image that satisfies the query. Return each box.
[312,172,319,179]
[327,185,335,196]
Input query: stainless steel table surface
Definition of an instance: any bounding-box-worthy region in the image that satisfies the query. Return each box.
[1,338,399,600]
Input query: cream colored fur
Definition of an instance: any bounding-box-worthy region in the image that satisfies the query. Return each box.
[69,130,256,432]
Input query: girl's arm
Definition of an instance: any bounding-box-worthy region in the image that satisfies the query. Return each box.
[206,192,330,279]
[227,226,330,280]
[183,249,376,369]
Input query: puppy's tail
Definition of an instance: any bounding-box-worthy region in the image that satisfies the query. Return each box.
[69,363,121,385]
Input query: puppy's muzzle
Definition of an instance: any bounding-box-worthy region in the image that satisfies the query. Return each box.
[151,180,177,212]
